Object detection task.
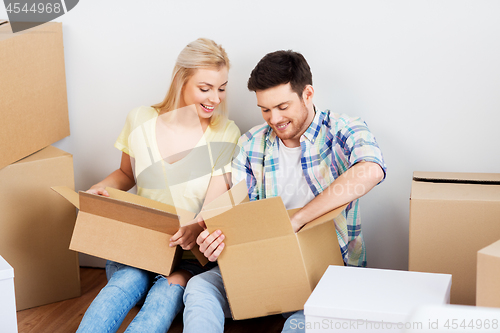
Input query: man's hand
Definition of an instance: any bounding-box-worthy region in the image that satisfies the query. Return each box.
[170,223,203,250]
[197,229,225,262]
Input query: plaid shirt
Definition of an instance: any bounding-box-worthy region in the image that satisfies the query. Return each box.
[232,108,386,267]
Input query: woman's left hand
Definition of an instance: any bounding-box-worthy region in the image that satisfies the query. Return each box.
[169,221,204,250]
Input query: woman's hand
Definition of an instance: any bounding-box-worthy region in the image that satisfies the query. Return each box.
[169,221,204,250]
[86,185,110,197]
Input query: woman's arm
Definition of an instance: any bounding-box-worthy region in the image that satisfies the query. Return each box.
[87,152,136,196]
[169,174,231,250]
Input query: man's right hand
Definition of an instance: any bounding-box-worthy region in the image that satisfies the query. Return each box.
[197,229,225,262]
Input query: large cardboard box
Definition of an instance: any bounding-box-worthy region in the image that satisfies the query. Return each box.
[53,186,208,276]
[0,21,70,170]
[304,266,451,333]
[0,255,18,333]
[477,239,500,308]
[0,146,80,310]
[409,171,500,305]
[201,181,346,320]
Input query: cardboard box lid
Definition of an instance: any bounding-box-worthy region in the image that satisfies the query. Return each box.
[304,266,452,323]
[411,171,500,202]
[0,255,14,281]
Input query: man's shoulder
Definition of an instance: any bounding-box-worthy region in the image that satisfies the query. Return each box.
[238,122,270,149]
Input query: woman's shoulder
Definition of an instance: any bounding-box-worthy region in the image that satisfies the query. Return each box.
[125,105,158,126]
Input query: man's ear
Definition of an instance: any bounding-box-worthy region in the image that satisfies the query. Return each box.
[302,85,314,105]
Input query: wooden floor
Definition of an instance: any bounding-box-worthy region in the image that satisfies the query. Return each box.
[17,267,286,333]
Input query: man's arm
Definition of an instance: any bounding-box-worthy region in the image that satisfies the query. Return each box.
[290,161,384,232]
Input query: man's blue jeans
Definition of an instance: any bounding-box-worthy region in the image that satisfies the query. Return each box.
[76,261,184,333]
[182,266,306,333]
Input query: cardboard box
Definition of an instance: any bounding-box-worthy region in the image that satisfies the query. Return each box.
[52,186,208,276]
[0,256,18,333]
[201,181,346,320]
[304,266,452,333]
[403,304,500,332]
[0,146,80,310]
[409,171,500,305]
[0,21,70,170]
[477,239,500,308]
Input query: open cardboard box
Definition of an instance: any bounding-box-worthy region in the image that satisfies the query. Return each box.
[52,187,208,276]
[201,181,346,320]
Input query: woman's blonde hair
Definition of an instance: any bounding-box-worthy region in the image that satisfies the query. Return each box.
[152,38,230,127]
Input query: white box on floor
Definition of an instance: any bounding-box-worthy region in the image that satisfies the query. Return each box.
[403,304,500,332]
[0,255,18,333]
[304,266,452,333]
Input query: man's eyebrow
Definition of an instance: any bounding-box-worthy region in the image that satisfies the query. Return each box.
[257,101,291,109]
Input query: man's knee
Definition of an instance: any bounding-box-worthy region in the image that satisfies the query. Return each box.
[184,271,221,302]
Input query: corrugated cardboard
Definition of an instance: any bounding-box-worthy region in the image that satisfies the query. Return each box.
[201,181,346,320]
[477,239,500,308]
[304,266,451,333]
[0,21,70,170]
[409,171,500,305]
[52,186,209,276]
[0,146,80,310]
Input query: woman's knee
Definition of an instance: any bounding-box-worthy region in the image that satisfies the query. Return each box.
[165,269,192,287]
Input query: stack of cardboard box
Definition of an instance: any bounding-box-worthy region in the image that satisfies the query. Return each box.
[0,21,80,311]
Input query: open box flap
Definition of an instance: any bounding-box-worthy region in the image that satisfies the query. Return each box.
[297,204,348,233]
[52,186,80,209]
[204,196,293,246]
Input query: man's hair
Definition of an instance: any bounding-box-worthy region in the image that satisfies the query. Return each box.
[247,50,312,98]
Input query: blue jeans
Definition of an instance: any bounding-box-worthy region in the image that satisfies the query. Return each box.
[182,266,304,333]
[76,261,184,333]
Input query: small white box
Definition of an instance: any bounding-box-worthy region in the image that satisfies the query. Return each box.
[0,255,18,333]
[304,266,452,333]
[404,304,500,332]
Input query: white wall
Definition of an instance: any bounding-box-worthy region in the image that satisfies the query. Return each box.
[2,0,499,270]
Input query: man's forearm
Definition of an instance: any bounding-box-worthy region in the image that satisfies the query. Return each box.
[290,161,384,232]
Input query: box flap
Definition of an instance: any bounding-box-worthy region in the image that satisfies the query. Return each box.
[201,180,249,219]
[0,255,14,280]
[413,171,500,185]
[297,204,348,233]
[204,196,293,246]
[79,191,180,235]
[478,239,500,257]
[52,186,80,209]
[0,19,8,26]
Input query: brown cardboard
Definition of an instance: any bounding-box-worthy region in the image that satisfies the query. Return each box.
[52,186,208,276]
[409,171,500,305]
[201,181,346,320]
[477,239,500,308]
[0,146,80,310]
[0,21,70,170]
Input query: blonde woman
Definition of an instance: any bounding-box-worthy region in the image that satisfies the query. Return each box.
[76,38,240,333]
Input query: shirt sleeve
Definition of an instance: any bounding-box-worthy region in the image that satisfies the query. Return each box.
[336,115,387,181]
[114,108,138,158]
[231,132,259,201]
[211,121,241,177]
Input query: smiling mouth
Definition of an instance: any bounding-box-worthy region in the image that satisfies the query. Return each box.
[201,103,215,112]
[275,122,290,130]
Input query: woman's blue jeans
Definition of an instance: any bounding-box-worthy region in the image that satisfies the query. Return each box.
[76,261,184,333]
